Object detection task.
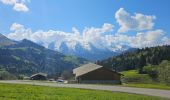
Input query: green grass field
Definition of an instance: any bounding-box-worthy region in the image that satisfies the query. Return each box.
[121,70,153,84]
[0,83,168,100]
[121,70,152,82]
[121,70,140,76]
[121,70,170,90]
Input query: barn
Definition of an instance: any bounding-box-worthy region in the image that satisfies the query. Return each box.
[30,73,47,80]
[73,63,122,84]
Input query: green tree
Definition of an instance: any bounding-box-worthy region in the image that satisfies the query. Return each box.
[158,60,170,85]
[138,54,146,74]
[143,65,158,80]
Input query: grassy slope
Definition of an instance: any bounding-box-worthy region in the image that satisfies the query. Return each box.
[121,70,150,78]
[0,83,168,100]
[121,70,152,83]
[121,70,170,90]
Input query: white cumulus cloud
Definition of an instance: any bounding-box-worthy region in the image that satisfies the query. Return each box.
[5,8,170,51]
[131,30,166,47]
[0,0,30,12]
[10,22,24,31]
[7,23,114,50]
[13,2,29,12]
[0,0,16,5]
[115,8,156,33]
[105,30,169,49]
[6,22,170,51]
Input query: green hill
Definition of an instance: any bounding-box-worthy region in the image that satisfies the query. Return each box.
[0,34,88,77]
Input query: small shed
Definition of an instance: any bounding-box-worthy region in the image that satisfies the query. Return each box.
[73,63,122,84]
[30,73,47,80]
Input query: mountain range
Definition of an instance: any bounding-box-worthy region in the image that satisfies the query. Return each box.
[39,40,131,61]
[0,34,16,46]
[0,33,88,76]
[1,33,169,77]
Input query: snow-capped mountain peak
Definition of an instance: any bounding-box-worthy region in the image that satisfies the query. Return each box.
[39,40,130,61]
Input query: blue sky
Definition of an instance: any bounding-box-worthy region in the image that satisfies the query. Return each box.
[0,0,170,50]
[0,0,169,34]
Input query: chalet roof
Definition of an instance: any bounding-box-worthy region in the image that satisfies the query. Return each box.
[73,63,103,77]
[30,72,47,78]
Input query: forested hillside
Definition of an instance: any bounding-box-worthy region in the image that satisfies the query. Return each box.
[98,45,170,72]
[0,34,88,77]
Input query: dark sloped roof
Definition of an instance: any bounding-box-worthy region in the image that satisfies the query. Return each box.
[73,63,103,77]
[30,73,47,78]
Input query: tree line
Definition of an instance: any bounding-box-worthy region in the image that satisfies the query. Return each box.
[98,45,170,73]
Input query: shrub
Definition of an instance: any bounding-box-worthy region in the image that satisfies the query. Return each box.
[143,65,158,80]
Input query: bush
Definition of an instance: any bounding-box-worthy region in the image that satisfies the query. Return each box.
[142,60,170,85]
[143,65,158,80]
